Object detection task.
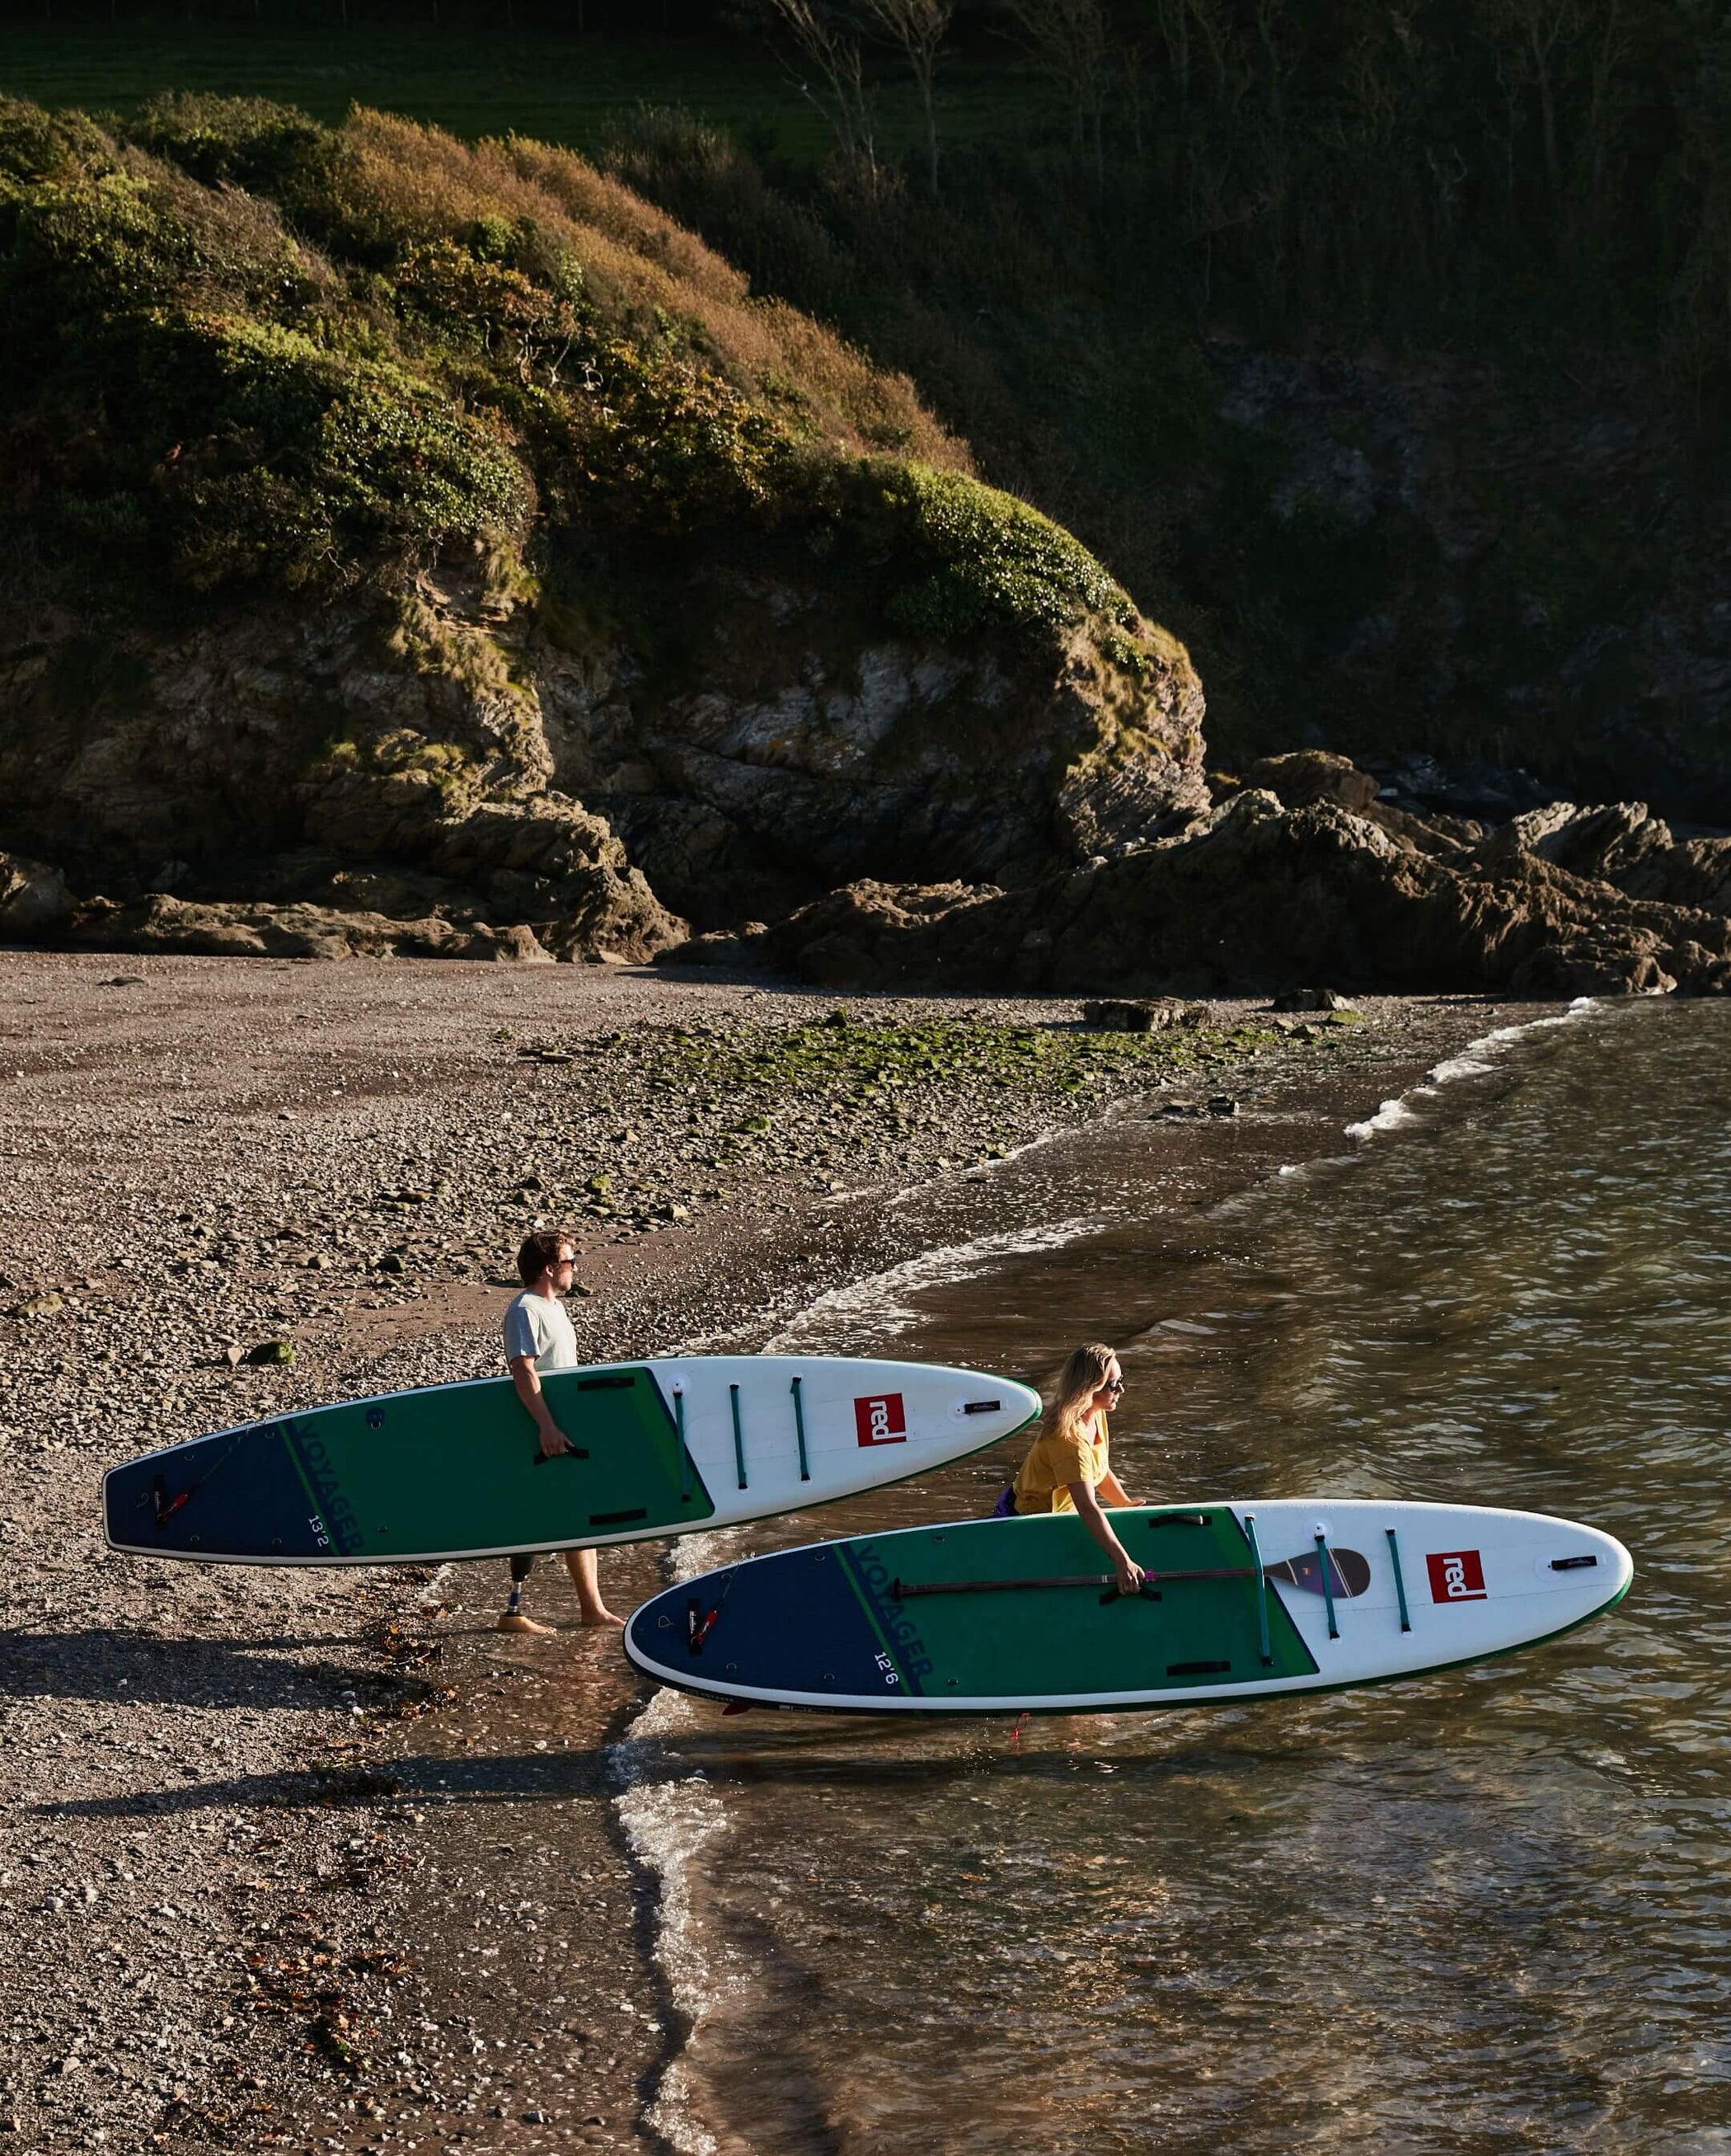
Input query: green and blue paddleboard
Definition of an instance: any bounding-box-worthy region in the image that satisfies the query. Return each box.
[102,1357,1041,1565]
[624,1499,1632,1713]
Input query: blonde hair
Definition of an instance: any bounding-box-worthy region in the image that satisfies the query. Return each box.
[1042,1343,1117,1446]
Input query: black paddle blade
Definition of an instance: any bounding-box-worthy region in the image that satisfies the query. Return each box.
[1266,1548,1371,1599]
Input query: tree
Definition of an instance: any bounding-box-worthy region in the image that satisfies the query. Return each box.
[756,0,880,179]
[997,0,1111,185]
[858,0,954,195]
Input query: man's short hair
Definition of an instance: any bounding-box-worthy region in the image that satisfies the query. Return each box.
[517,1230,573,1285]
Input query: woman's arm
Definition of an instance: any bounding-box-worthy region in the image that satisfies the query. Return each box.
[1095,1468,1133,1508]
[1068,1481,1144,1595]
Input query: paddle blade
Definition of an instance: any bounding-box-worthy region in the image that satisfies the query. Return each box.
[1266,1547,1371,1599]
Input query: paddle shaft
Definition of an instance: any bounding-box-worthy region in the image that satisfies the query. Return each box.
[894,1565,1260,1598]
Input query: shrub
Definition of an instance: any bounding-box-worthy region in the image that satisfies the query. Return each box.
[124,92,351,233]
[142,312,533,590]
[864,463,1136,639]
[0,94,1134,634]
[0,97,115,191]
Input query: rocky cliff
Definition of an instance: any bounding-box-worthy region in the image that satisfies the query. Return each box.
[0,95,1206,959]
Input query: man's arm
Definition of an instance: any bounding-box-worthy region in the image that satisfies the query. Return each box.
[509,1353,570,1457]
[1068,1480,1144,1595]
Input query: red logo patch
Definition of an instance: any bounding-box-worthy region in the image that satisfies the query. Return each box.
[854,1393,908,1447]
[1426,1548,1488,1603]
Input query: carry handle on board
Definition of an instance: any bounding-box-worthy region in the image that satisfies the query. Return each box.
[530,1365,636,1463]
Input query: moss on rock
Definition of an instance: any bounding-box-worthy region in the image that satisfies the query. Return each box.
[867,463,1136,642]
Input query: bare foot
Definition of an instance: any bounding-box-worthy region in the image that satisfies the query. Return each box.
[577,1606,626,1629]
[496,1612,554,1635]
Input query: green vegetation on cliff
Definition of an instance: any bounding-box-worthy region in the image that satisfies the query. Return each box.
[0,91,1138,651]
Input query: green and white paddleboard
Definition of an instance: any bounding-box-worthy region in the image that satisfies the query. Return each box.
[102,1357,1040,1566]
[624,1499,1633,1713]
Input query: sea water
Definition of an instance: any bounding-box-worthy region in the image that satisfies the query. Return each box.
[615,999,1731,2155]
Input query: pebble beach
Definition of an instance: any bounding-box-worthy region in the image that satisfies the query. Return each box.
[0,952,1533,2154]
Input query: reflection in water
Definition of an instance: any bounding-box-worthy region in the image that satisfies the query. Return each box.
[617,1002,1731,2154]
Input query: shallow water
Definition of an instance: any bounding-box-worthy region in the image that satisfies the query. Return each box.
[617,1000,1731,2155]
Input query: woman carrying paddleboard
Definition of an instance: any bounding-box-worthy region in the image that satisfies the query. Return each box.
[996,1343,1144,1597]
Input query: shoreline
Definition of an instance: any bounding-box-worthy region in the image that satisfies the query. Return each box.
[0,954,1546,2154]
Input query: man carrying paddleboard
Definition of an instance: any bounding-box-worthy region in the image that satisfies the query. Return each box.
[496,1230,623,1633]
[997,1343,1144,1598]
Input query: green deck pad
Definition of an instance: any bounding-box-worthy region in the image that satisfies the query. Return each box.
[272,1364,714,1560]
[307,1371,715,1561]
[840,1508,1319,1698]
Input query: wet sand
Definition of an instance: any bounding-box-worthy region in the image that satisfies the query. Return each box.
[0,952,1536,2152]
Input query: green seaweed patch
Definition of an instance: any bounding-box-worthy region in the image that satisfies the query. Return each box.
[546,1014,1288,1155]
[492,1008,1339,1224]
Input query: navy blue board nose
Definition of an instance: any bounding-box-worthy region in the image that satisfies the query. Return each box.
[104,1421,330,1559]
[628,1544,913,1703]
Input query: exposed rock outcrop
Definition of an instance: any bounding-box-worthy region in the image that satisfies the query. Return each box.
[63,897,561,963]
[0,852,73,937]
[1239,748,1485,856]
[542,600,1205,923]
[0,563,1197,951]
[0,600,686,961]
[1245,750,1380,812]
[667,790,1731,998]
[0,96,1206,961]
[1479,799,1731,914]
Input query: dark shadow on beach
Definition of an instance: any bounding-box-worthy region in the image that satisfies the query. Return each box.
[0,1625,401,1708]
[40,1729,1297,1823]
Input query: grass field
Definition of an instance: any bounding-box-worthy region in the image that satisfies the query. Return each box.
[0,25,1024,162]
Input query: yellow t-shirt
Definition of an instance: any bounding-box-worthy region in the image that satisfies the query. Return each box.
[1011,1413,1109,1515]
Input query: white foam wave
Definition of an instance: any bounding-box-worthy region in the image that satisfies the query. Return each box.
[1344,999,1600,1145]
[612,1749,731,2156]
[764,1214,1102,1354]
[612,1208,1107,2147]
[664,1526,750,1584]
[1344,1096,1421,1139]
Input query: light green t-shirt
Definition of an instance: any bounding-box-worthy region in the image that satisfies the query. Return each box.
[502,1289,578,1374]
